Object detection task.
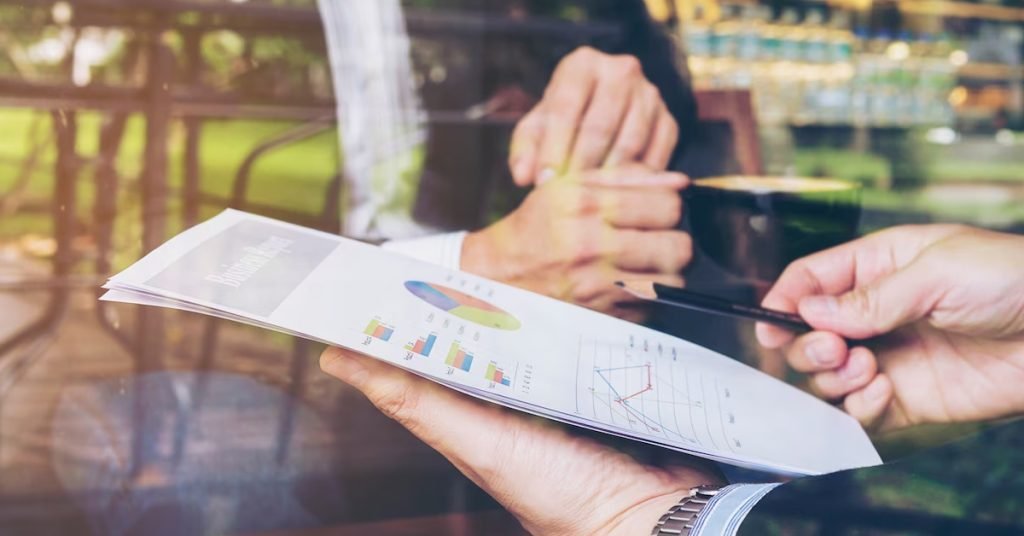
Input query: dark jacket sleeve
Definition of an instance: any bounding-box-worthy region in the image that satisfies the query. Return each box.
[737,420,1024,535]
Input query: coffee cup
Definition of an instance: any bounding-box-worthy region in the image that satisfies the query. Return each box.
[686,176,861,284]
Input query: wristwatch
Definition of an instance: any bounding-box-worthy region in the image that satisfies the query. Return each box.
[650,485,722,536]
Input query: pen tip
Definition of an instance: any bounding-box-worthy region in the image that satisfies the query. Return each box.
[617,280,657,300]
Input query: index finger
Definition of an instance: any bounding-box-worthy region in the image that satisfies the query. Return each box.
[581,167,689,189]
[537,53,599,176]
[566,67,633,172]
[509,107,545,186]
[756,246,857,349]
[585,187,684,229]
[756,225,965,348]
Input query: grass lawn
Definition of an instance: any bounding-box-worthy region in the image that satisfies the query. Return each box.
[794,146,1024,229]
[0,108,341,267]
[928,158,1024,184]
[5,108,1024,263]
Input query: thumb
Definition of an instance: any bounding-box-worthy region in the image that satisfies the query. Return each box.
[509,108,545,187]
[798,261,940,340]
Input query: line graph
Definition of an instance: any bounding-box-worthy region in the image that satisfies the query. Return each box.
[597,364,653,403]
[591,364,669,434]
[575,337,742,451]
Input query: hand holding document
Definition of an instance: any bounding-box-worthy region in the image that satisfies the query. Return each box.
[102,210,880,475]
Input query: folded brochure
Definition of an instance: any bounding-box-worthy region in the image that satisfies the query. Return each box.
[102,209,881,475]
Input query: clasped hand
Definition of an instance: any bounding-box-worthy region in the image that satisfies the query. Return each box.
[462,166,691,322]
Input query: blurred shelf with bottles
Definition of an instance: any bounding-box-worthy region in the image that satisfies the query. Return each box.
[646,0,1024,230]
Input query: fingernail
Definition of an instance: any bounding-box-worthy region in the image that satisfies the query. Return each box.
[865,378,888,401]
[839,352,862,381]
[662,173,689,189]
[802,296,839,317]
[538,167,557,184]
[511,157,530,182]
[805,338,835,368]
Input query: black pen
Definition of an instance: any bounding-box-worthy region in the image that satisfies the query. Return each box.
[616,280,811,333]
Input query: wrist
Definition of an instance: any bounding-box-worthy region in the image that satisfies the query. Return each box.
[606,491,688,536]
[462,226,507,281]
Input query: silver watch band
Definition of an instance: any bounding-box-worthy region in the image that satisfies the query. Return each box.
[650,485,721,536]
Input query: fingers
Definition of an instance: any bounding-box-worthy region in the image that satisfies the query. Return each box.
[641,107,679,171]
[535,48,668,178]
[783,331,848,373]
[602,188,684,229]
[319,347,527,481]
[567,68,633,172]
[757,245,860,349]
[537,50,599,178]
[612,230,693,274]
[602,83,660,169]
[509,107,545,186]
[781,333,893,429]
[797,260,940,340]
[843,374,894,430]
[807,346,877,400]
[580,167,689,190]
[757,225,969,348]
[565,184,683,229]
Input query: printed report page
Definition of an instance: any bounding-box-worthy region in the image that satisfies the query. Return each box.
[105,209,881,475]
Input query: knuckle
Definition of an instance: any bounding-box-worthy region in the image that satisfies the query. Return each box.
[582,113,619,140]
[666,116,680,139]
[374,386,422,427]
[570,274,607,302]
[617,135,647,158]
[844,289,882,326]
[666,195,683,224]
[575,187,601,215]
[642,82,661,102]
[572,236,601,264]
[669,233,692,270]
[810,375,835,399]
[318,348,340,371]
[569,46,597,63]
[546,88,580,114]
[512,109,542,137]
[781,260,817,292]
[610,55,642,77]
[784,343,809,370]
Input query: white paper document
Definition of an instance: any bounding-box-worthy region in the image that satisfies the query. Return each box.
[102,209,881,475]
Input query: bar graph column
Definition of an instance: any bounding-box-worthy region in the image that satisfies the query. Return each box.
[363,318,395,342]
[485,361,512,387]
[405,333,438,357]
[444,342,474,373]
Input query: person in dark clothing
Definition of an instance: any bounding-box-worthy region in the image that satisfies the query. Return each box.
[403,0,703,321]
[48,4,706,534]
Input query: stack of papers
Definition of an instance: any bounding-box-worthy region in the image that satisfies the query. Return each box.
[103,210,881,476]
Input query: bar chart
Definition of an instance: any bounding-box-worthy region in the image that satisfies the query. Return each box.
[405,333,438,357]
[445,341,474,373]
[363,318,395,342]
[485,361,512,387]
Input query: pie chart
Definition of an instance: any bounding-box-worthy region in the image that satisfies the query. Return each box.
[404,281,521,331]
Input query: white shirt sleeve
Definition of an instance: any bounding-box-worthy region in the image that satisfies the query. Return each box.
[381,231,468,270]
[690,483,782,536]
